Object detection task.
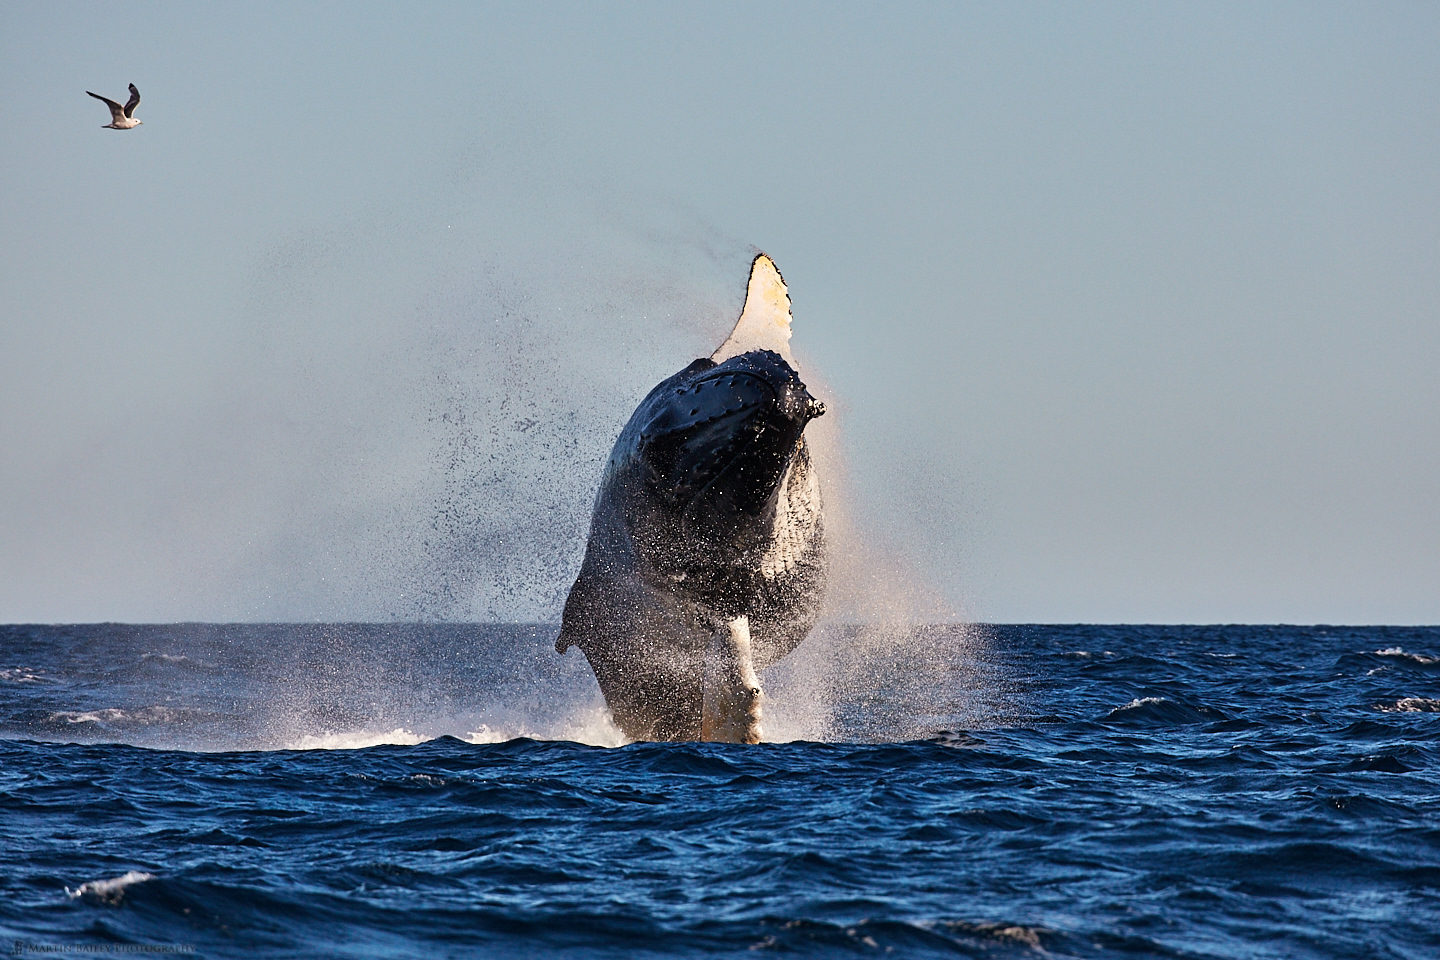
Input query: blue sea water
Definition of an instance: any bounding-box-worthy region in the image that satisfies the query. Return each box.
[1,623,1437,958]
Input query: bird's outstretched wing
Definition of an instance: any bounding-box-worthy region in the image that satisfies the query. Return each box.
[87,90,125,123]
[123,84,140,118]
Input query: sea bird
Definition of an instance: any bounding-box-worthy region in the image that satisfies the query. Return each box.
[87,84,142,129]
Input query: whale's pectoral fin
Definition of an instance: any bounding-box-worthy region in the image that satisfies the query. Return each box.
[701,616,763,744]
[555,577,592,655]
[711,253,794,366]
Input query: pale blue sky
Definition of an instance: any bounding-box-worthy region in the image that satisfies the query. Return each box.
[2,2,1437,623]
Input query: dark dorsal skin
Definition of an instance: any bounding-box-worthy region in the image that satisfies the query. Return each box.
[556,347,826,741]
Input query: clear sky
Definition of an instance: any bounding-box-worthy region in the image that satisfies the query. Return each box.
[2,2,1437,624]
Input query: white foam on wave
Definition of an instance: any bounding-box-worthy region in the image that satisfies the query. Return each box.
[1377,697,1440,713]
[66,870,156,903]
[463,705,626,747]
[0,667,44,683]
[284,727,430,750]
[1373,647,1439,665]
[933,919,1053,950]
[279,707,628,750]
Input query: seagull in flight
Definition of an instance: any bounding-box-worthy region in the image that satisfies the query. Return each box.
[87,84,142,129]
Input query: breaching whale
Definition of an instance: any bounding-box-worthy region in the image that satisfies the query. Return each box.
[556,254,827,742]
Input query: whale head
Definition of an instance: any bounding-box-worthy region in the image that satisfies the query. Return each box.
[580,345,826,615]
[632,349,823,536]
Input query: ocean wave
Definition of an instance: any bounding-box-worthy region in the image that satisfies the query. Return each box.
[1104,696,1228,725]
[1335,751,1421,773]
[0,667,45,684]
[931,918,1069,951]
[1373,647,1439,665]
[749,915,1115,957]
[283,727,431,750]
[65,870,156,904]
[273,708,627,752]
[464,707,626,748]
[1376,698,1440,713]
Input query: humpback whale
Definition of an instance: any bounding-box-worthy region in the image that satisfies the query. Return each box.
[556,254,827,743]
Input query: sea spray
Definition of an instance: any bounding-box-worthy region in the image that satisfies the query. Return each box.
[760,365,999,742]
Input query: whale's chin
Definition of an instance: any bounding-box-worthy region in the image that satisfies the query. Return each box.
[653,417,792,517]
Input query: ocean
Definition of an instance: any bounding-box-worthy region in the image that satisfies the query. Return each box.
[1,622,1436,958]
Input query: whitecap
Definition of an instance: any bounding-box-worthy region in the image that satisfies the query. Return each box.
[1116,697,1169,710]
[1374,648,1439,665]
[66,870,156,903]
[934,919,1055,950]
[465,707,626,748]
[284,727,429,750]
[1377,698,1440,713]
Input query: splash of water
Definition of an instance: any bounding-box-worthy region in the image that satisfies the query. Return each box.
[275,709,625,751]
[757,377,997,742]
[169,112,990,740]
